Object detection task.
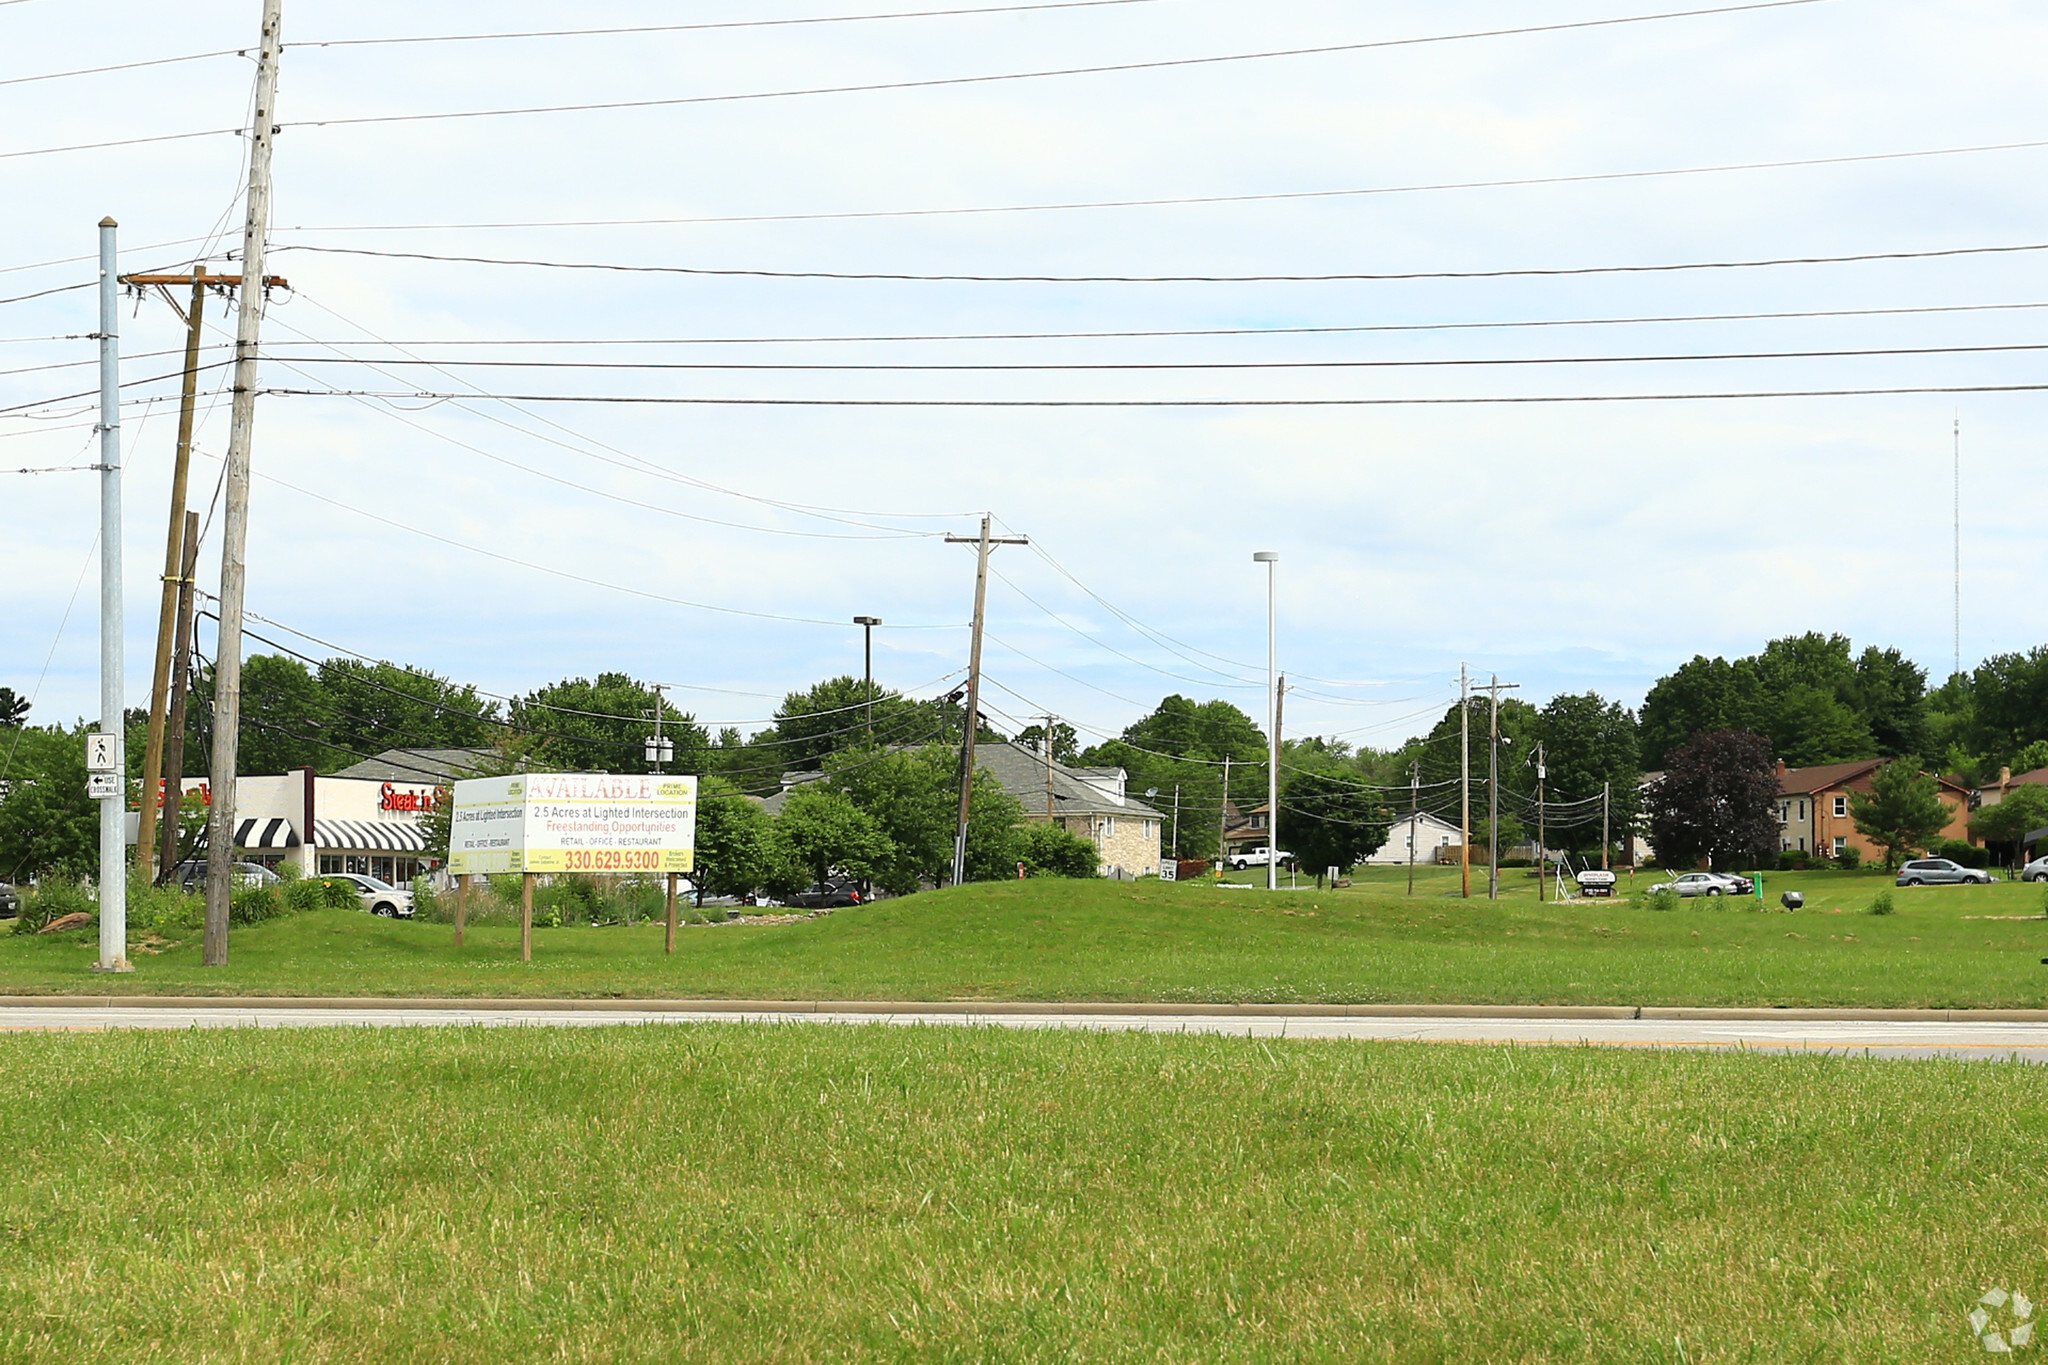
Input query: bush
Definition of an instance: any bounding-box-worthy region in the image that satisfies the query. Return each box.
[1017,823,1100,879]
[14,877,94,933]
[1835,846,1863,870]
[1870,889,1896,916]
[1936,839,1990,870]
[1777,850,1813,871]
[128,881,203,934]
[1641,886,1680,913]
[230,882,286,926]
[283,876,361,914]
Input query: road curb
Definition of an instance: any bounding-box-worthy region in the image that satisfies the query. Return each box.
[4,996,2048,1022]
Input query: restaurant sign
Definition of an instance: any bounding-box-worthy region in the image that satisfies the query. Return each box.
[447,772,697,876]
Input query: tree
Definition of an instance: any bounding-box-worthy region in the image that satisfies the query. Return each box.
[511,673,706,775]
[1850,646,1929,759]
[694,782,773,901]
[1969,785,2048,860]
[1638,655,1758,769]
[765,785,892,895]
[232,654,342,773]
[0,725,96,880]
[826,744,958,894]
[0,687,28,727]
[1013,720,1079,763]
[732,676,938,784]
[1766,684,1875,767]
[1280,769,1392,887]
[1642,729,1779,871]
[318,657,498,758]
[1534,692,1641,855]
[1965,647,2048,767]
[1851,761,1954,870]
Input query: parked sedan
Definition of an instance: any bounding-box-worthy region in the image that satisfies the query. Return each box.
[1895,857,1993,887]
[2021,855,2048,884]
[787,879,864,910]
[1648,871,1755,898]
[0,882,18,917]
[323,872,416,918]
[173,860,281,893]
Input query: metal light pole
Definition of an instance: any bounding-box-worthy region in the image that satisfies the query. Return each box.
[93,217,130,973]
[1253,552,1279,892]
[853,615,881,743]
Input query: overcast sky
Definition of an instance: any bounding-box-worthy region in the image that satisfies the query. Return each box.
[4,0,2044,757]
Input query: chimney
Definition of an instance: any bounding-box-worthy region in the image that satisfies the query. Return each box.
[1775,759,1787,779]
[2000,766,2013,791]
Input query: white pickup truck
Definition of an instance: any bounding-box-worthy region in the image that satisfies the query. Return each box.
[1225,848,1295,871]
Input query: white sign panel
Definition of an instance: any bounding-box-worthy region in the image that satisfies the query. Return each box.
[449,773,697,876]
[86,733,117,772]
[87,772,120,800]
[1158,859,1177,881]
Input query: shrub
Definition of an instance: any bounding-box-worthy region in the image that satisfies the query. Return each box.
[1936,839,1990,870]
[283,875,360,914]
[229,882,285,926]
[14,877,94,933]
[1870,889,1896,916]
[1835,846,1863,870]
[128,881,203,934]
[1641,886,1680,913]
[1776,850,1813,871]
[1017,823,1100,879]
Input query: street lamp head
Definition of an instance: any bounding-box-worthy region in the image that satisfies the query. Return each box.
[1251,551,1279,563]
[853,615,881,626]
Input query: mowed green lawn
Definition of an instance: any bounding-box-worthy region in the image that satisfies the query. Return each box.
[4,866,2047,1007]
[3,1024,2045,1362]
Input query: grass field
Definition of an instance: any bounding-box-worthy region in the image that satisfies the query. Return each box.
[5,865,2047,1008]
[4,1023,2045,1362]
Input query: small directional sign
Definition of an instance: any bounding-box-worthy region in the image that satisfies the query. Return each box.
[87,772,120,800]
[86,733,116,772]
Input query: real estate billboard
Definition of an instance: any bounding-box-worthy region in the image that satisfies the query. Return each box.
[448,772,698,875]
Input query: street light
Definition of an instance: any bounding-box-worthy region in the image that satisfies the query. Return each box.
[1252,552,1279,892]
[853,616,882,742]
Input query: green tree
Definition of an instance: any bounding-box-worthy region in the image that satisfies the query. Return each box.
[1280,769,1392,887]
[235,654,342,773]
[0,725,96,880]
[1851,761,1954,870]
[0,687,28,727]
[1639,656,1759,768]
[1850,646,1929,759]
[1643,729,1779,871]
[1017,822,1098,878]
[1964,647,2048,767]
[1534,692,1641,855]
[826,744,958,894]
[733,676,939,784]
[318,657,499,758]
[511,673,706,775]
[693,781,773,901]
[1969,785,2048,859]
[1013,720,1079,763]
[1766,684,1875,767]
[765,785,892,895]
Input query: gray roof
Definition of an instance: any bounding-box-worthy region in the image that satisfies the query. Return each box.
[765,742,1163,820]
[329,747,500,784]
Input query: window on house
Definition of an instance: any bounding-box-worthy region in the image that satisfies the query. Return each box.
[1798,838,1805,852]
[1104,817,1115,836]
[1799,800,1807,820]
[1832,796,1848,818]
[1833,837,1846,854]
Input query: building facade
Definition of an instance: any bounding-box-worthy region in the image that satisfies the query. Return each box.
[1774,759,1974,860]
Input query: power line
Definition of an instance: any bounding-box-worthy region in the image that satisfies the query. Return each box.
[273,135,2048,233]
[253,339,2048,372]
[293,1,1167,48]
[0,281,93,307]
[281,1,1834,131]
[241,298,2048,349]
[258,381,2048,408]
[271,237,2048,283]
[0,48,246,89]
[0,128,242,163]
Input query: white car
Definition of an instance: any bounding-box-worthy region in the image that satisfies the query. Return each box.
[1226,848,1295,871]
[1647,871,1755,898]
[324,872,415,918]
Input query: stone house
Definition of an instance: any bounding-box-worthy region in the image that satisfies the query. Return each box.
[975,741,1165,880]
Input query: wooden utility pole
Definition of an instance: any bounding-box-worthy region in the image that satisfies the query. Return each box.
[1459,665,1471,899]
[1407,760,1419,898]
[203,0,284,967]
[943,517,1026,885]
[157,511,200,881]
[1480,677,1519,900]
[1035,713,1057,819]
[665,872,678,954]
[119,269,281,883]
[1218,754,1231,867]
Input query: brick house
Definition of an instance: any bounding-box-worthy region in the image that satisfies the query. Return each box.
[1774,759,1974,860]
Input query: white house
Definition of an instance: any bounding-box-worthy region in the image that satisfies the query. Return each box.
[1359,811,1463,865]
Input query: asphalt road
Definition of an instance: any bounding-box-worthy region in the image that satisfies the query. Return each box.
[6,1003,2048,1060]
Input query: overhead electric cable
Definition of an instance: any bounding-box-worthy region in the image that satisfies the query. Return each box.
[258,381,2048,408]
[282,1,1834,131]
[0,48,246,89]
[275,135,2048,233]
[0,128,242,162]
[273,236,2048,283]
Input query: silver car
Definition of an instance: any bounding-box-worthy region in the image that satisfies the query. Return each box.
[2021,855,2048,884]
[324,872,416,917]
[1895,858,1992,887]
[1648,871,1754,898]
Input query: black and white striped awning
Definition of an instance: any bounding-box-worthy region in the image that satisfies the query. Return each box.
[233,817,300,849]
[313,819,428,853]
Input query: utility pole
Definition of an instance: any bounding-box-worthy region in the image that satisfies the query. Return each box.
[1459,664,1471,899]
[1253,551,1280,893]
[1034,713,1057,819]
[944,517,1026,885]
[1406,760,1419,898]
[1271,674,1286,892]
[158,511,200,882]
[1480,677,1519,900]
[203,0,284,967]
[1218,754,1231,868]
[92,217,129,974]
[1602,780,1611,872]
[119,268,280,883]
[645,683,671,772]
[853,615,881,743]
[1534,740,1548,903]
[1170,783,1181,861]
